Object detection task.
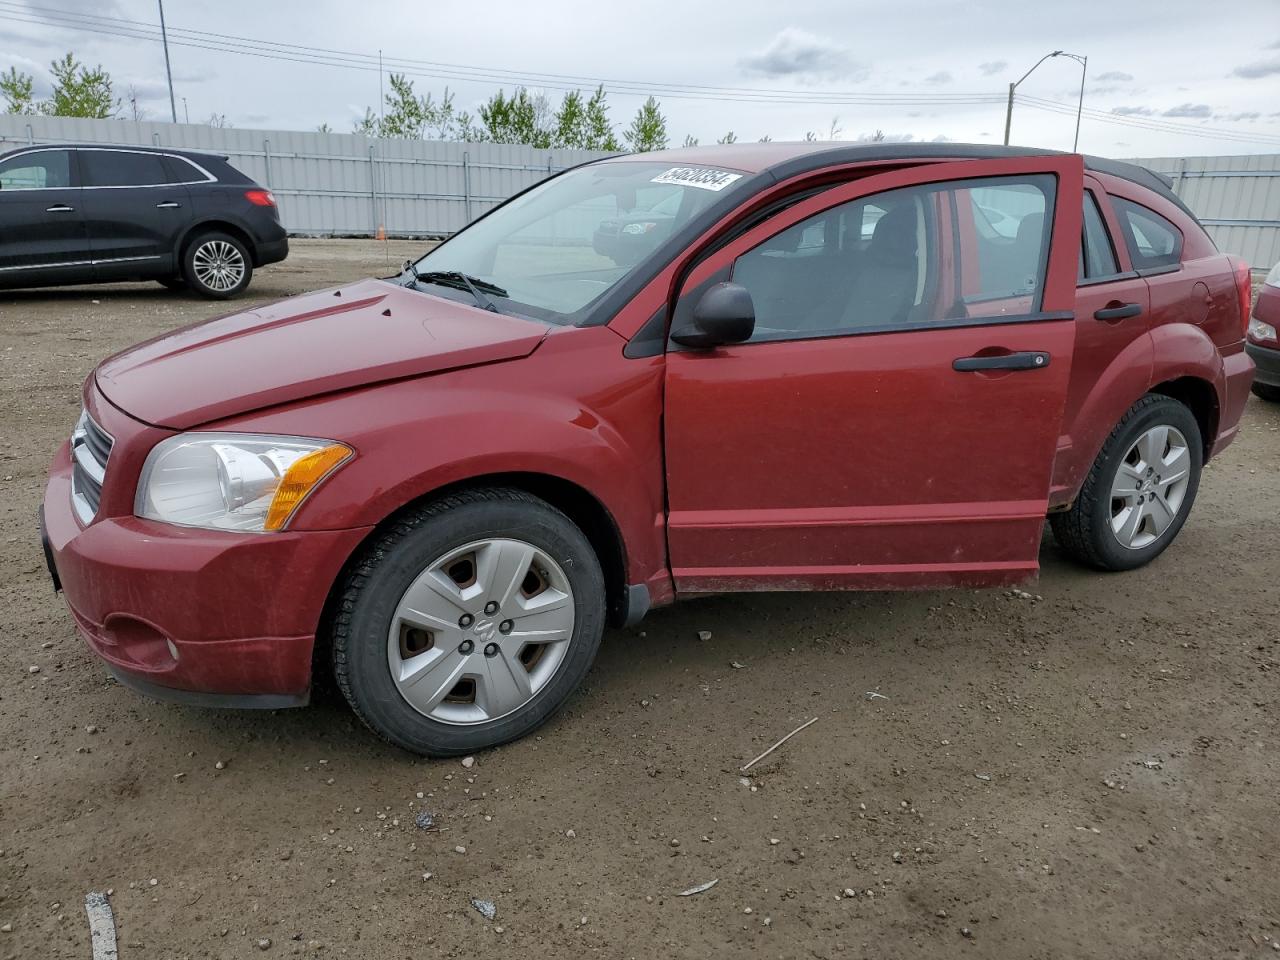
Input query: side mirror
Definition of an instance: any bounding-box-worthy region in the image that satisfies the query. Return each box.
[671,282,755,349]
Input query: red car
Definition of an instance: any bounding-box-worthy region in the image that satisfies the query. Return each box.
[41,143,1255,756]
[1245,261,1280,402]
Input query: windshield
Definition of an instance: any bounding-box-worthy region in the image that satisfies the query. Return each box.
[410,161,748,324]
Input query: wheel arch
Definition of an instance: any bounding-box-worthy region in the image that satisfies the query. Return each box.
[178,219,258,265]
[1148,375,1218,460]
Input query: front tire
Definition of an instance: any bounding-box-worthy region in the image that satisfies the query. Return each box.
[1252,382,1280,403]
[182,231,252,299]
[1051,394,1202,571]
[332,489,606,757]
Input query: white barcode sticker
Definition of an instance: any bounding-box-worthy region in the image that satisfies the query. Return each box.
[650,167,744,191]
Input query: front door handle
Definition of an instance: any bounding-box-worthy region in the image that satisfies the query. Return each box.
[46,203,75,213]
[953,351,1051,372]
[155,201,182,209]
[1094,301,1142,321]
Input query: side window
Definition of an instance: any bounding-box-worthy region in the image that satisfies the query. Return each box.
[729,175,1054,342]
[80,150,171,187]
[1080,192,1120,281]
[1113,197,1182,270]
[0,150,71,190]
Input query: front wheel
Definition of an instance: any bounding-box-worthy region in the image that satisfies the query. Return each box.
[1050,394,1203,571]
[182,231,253,299]
[332,489,606,757]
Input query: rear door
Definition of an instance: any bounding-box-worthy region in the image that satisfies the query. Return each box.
[0,148,89,283]
[663,156,1084,593]
[78,148,193,279]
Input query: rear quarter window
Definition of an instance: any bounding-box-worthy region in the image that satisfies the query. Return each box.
[1113,197,1182,270]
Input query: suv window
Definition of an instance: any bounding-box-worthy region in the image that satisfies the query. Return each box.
[729,175,1055,342]
[0,150,71,190]
[1113,197,1182,270]
[1080,192,1120,281]
[81,150,173,188]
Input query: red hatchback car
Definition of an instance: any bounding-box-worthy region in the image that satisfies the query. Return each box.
[41,143,1255,756]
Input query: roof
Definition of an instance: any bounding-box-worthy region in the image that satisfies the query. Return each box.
[1,142,229,162]
[603,141,1192,220]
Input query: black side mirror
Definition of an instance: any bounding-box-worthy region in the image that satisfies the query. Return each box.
[671,282,755,349]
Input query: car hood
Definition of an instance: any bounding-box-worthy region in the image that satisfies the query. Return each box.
[95,279,550,429]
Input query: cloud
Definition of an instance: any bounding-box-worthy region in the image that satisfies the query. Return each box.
[1112,105,1155,116]
[931,134,952,142]
[978,61,1006,76]
[1232,56,1280,79]
[1217,110,1261,121]
[739,28,862,81]
[1095,70,1134,82]
[924,71,952,84]
[1162,103,1212,118]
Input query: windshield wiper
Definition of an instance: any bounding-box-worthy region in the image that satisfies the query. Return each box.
[402,261,507,313]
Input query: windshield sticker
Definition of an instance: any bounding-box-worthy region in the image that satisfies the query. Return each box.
[650,167,744,192]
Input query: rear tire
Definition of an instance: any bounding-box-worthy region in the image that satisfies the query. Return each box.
[182,231,252,299]
[1050,394,1202,571]
[332,488,606,757]
[1252,382,1280,403]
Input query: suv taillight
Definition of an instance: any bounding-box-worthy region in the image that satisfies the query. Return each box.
[1231,256,1252,336]
[245,189,275,207]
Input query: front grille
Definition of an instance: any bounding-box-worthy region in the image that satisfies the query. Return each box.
[70,410,113,525]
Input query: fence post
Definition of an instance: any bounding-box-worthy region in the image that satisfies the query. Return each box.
[263,138,273,189]
[462,150,472,225]
[369,145,379,236]
[24,123,32,145]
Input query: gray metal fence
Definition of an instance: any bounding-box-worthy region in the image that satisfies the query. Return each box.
[0,114,613,237]
[2,116,1277,269]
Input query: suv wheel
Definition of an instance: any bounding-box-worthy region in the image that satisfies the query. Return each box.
[332,488,606,757]
[1252,382,1280,403]
[183,231,252,299]
[1050,394,1202,571]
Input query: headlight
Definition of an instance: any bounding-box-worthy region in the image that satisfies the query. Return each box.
[1249,316,1278,343]
[135,433,352,532]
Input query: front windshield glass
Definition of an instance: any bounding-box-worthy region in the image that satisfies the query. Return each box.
[411,161,748,323]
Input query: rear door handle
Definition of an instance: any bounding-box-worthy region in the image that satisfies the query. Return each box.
[1094,302,1142,321]
[953,351,1051,372]
[46,204,75,213]
[155,201,182,209]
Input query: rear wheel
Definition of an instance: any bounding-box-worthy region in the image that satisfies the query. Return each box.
[1050,394,1202,571]
[1252,382,1280,403]
[332,488,605,756]
[182,231,252,299]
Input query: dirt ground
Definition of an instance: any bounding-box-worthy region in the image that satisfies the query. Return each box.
[1,240,1278,959]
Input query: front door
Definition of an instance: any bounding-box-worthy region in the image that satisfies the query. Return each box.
[78,148,192,279]
[0,148,88,284]
[663,156,1084,593]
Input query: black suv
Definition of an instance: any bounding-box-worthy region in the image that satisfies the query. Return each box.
[0,143,288,299]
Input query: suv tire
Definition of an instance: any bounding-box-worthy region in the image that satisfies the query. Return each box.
[1051,394,1203,571]
[332,488,606,757]
[182,231,253,299]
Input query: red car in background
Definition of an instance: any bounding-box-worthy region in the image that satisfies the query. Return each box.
[1245,261,1280,402]
[41,142,1255,756]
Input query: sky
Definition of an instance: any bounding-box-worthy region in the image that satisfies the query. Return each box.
[1,0,1278,158]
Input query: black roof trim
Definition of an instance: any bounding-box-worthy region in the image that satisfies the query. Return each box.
[0,141,230,163]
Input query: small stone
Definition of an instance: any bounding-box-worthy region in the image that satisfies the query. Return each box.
[215,760,226,770]
[743,907,753,915]
[173,772,186,780]
[421,872,433,881]
[85,725,98,734]
[769,838,780,845]
[961,927,974,939]
[580,916,588,926]
[565,829,576,839]
[975,773,992,782]
[0,923,10,933]
[27,666,39,674]
[843,888,857,898]
[669,838,680,847]
[936,909,948,919]
[730,661,745,669]
[892,851,903,862]
[149,878,158,886]
[414,811,435,830]
[697,630,712,641]
[471,898,496,921]
[257,937,272,950]
[495,926,504,934]
[454,845,466,854]
[461,756,475,769]
[763,917,772,927]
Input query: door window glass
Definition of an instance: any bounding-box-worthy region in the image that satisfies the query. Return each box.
[728,175,1055,342]
[0,150,71,190]
[1113,197,1182,269]
[1080,192,1120,280]
[80,150,171,187]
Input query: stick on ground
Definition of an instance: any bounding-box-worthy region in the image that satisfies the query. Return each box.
[740,716,819,772]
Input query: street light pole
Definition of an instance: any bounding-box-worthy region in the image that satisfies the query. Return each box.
[1062,53,1089,151]
[157,0,177,123]
[1003,51,1061,146]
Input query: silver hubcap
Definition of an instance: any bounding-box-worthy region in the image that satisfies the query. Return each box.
[1109,424,1191,550]
[387,538,574,725]
[192,240,245,291]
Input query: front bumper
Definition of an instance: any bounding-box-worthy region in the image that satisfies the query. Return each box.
[43,412,371,706]
[1246,340,1280,388]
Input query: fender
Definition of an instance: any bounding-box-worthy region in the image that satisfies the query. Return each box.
[206,327,672,594]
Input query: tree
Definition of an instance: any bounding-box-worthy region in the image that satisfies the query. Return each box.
[682,134,699,147]
[758,134,773,142]
[717,131,738,144]
[0,67,36,115]
[803,130,819,142]
[582,85,620,151]
[624,96,668,153]
[126,84,147,121]
[827,116,844,140]
[206,112,231,128]
[44,53,117,118]
[479,87,552,148]
[552,89,587,149]
[870,128,886,142]
[316,122,333,133]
